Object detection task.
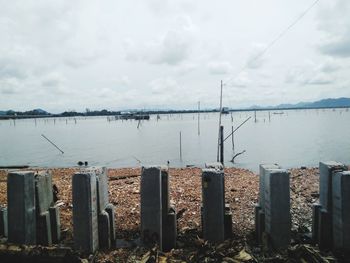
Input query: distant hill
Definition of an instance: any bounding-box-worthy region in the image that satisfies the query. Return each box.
[249,97,350,110]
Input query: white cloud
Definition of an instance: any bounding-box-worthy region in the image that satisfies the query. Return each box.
[123,15,197,66]
[317,0,350,58]
[208,61,232,75]
[246,43,267,69]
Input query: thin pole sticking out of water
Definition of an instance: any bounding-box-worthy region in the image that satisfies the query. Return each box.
[220,125,224,164]
[268,111,271,122]
[231,126,235,153]
[223,116,251,142]
[41,134,64,154]
[254,111,257,122]
[179,131,182,160]
[198,101,200,136]
[217,80,223,162]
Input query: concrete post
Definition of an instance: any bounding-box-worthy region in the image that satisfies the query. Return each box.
[141,166,163,249]
[259,164,280,208]
[264,169,291,250]
[332,171,350,252]
[35,171,54,246]
[201,168,225,243]
[255,164,280,245]
[93,167,116,248]
[141,166,176,252]
[312,203,322,244]
[72,172,99,254]
[319,161,347,212]
[0,207,7,237]
[315,161,347,250]
[7,171,36,245]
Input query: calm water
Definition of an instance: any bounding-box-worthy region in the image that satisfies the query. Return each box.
[0,109,349,172]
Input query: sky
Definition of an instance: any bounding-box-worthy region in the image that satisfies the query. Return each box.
[0,0,350,113]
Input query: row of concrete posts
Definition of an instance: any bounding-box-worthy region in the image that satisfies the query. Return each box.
[255,161,350,254]
[1,161,348,255]
[312,161,350,252]
[0,171,60,245]
[0,163,233,254]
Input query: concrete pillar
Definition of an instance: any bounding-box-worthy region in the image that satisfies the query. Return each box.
[105,204,116,245]
[36,212,52,246]
[312,203,322,244]
[7,171,36,245]
[0,207,7,237]
[224,204,233,239]
[264,169,291,250]
[315,161,347,250]
[201,168,225,243]
[162,208,177,252]
[35,171,55,246]
[255,164,280,245]
[259,164,280,208]
[319,161,347,212]
[318,208,332,251]
[141,166,163,249]
[332,171,350,252]
[160,168,176,252]
[49,205,61,243]
[93,167,116,248]
[141,166,176,252]
[35,171,54,215]
[72,172,99,253]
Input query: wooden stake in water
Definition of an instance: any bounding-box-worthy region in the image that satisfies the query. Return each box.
[231,126,235,153]
[254,111,257,123]
[198,101,200,136]
[220,125,224,165]
[217,80,223,162]
[41,134,64,154]
[179,131,182,160]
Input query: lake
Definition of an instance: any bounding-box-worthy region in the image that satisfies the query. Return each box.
[0,108,349,172]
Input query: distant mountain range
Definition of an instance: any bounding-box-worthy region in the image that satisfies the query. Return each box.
[248,97,350,110]
[1,98,350,116]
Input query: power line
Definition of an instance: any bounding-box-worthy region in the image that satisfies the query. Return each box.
[224,0,321,87]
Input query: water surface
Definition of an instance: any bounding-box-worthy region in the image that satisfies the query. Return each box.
[0,109,349,172]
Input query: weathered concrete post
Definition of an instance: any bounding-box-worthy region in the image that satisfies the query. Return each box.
[0,207,8,237]
[141,166,162,248]
[94,167,116,249]
[161,167,177,252]
[255,164,280,245]
[35,171,61,245]
[332,171,350,253]
[35,171,53,245]
[202,168,225,243]
[313,161,347,250]
[7,171,36,245]
[264,169,291,250]
[141,166,176,252]
[72,171,99,254]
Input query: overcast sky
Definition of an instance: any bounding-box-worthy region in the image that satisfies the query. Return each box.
[0,0,349,112]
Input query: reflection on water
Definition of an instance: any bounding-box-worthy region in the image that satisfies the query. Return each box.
[0,109,349,172]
